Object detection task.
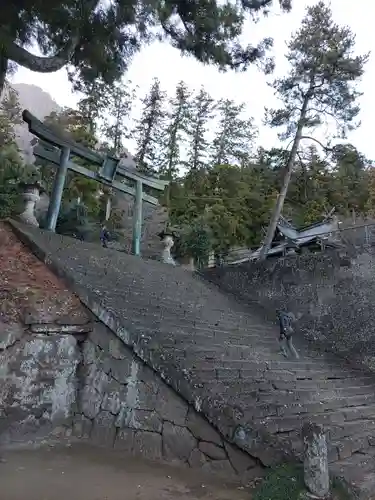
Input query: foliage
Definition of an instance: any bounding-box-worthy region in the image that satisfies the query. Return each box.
[266,2,368,141]
[184,86,215,174]
[0,0,292,95]
[253,464,351,500]
[261,1,368,258]
[133,78,167,173]
[101,79,137,156]
[158,81,191,180]
[0,83,30,218]
[253,464,304,500]
[211,98,257,166]
[40,106,100,217]
[177,222,212,267]
[0,146,24,218]
[54,200,97,241]
[0,83,22,147]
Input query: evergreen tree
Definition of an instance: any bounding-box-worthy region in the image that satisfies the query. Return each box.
[133,78,167,173]
[0,0,292,96]
[211,98,257,166]
[260,1,368,259]
[76,78,111,135]
[0,83,35,218]
[184,87,215,173]
[40,108,100,218]
[101,80,136,156]
[159,81,191,180]
[0,83,23,147]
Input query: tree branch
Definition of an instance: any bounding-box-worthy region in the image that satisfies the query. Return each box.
[0,32,80,73]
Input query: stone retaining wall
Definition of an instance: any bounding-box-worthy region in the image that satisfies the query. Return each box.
[0,222,262,483]
[68,321,261,483]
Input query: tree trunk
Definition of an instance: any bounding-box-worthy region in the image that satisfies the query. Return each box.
[258,94,310,261]
[0,53,8,98]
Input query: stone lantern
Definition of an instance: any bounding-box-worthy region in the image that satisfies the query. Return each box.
[158,229,177,266]
[18,180,45,227]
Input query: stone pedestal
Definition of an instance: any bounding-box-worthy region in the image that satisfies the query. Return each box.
[302,422,330,498]
[18,181,44,227]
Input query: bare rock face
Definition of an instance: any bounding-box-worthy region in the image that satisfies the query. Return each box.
[11,83,61,163]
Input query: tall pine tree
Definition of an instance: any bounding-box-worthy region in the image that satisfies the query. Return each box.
[184,87,215,173]
[159,80,191,180]
[101,80,136,156]
[133,78,166,174]
[260,1,368,259]
[211,99,257,166]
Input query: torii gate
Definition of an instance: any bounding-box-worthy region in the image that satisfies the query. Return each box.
[22,110,169,256]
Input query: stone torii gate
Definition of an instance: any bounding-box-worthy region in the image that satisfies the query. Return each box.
[22,110,169,256]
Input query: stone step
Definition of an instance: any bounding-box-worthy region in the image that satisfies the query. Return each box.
[328,429,375,462]
[331,452,375,499]
[328,419,375,441]
[241,394,375,419]
[273,377,375,390]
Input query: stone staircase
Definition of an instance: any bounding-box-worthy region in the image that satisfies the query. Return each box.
[9,220,375,499]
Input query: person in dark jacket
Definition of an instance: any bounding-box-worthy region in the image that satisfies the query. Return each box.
[277,310,299,359]
[100,224,110,248]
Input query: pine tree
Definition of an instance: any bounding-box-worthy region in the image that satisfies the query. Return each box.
[101,80,136,156]
[184,87,215,173]
[259,1,368,259]
[159,80,191,180]
[76,79,110,135]
[1,0,292,96]
[0,83,23,147]
[211,99,257,166]
[133,78,167,173]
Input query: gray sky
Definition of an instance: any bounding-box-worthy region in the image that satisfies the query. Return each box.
[10,0,375,159]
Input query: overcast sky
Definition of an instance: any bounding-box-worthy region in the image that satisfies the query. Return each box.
[10,0,375,159]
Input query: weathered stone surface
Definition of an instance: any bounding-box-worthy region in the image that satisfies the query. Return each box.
[108,337,128,360]
[101,379,126,415]
[162,422,197,462]
[0,323,24,350]
[91,411,116,446]
[133,381,158,410]
[155,384,188,425]
[188,448,207,468]
[186,411,222,445]
[1,332,79,442]
[80,377,105,420]
[224,442,258,474]
[72,415,92,438]
[201,459,236,478]
[130,409,162,433]
[302,422,330,498]
[30,323,92,334]
[133,431,162,461]
[199,441,227,460]
[114,428,135,451]
[109,358,132,384]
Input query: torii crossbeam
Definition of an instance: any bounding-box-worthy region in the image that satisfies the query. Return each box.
[23,110,169,256]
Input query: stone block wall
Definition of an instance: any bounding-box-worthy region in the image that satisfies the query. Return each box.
[0,222,262,483]
[0,323,82,444]
[0,222,92,444]
[70,322,261,483]
[203,248,375,371]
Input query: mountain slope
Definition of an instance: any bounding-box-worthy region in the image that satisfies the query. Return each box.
[11,83,61,162]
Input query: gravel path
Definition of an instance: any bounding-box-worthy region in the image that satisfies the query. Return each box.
[0,443,251,500]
